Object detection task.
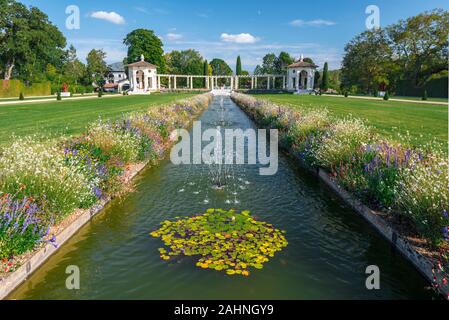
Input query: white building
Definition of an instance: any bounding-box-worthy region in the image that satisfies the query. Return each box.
[104,62,130,93]
[286,55,318,94]
[126,55,158,94]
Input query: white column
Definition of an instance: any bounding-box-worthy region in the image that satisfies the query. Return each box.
[143,71,148,91]
[235,76,239,90]
[255,77,258,89]
[174,76,177,89]
[157,75,160,90]
[267,76,270,90]
[283,76,286,89]
[251,77,254,89]
[169,76,172,90]
[190,76,193,89]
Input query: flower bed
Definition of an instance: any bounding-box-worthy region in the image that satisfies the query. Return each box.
[231,93,448,246]
[0,93,212,271]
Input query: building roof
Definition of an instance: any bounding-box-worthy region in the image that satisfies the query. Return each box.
[103,83,118,88]
[108,62,125,72]
[125,60,158,69]
[287,60,318,69]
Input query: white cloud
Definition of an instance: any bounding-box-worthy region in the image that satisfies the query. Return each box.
[90,11,125,25]
[166,33,183,41]
[220,33,260,44]
[289,19,336,27]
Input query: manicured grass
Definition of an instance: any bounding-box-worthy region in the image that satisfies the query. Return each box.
[391,95,448,103]
[0,93,194,144]
[255,94,448,148]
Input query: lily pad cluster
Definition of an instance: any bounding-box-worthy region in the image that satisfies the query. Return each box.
[150,208,288,276]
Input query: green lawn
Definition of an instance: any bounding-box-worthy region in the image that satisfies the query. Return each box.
[255,94,448,148]
[0,93,194,145]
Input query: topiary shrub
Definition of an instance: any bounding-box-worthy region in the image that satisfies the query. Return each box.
[383,91,389,100]
[56,91,61,101]
[422,89,428,101]
[344,91,349,98]
[98,90,103,98]
[19,92,24,100]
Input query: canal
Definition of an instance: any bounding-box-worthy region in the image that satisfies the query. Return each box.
[9,96,432,299]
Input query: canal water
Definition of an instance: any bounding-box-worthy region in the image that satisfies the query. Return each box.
[9,96,432,299]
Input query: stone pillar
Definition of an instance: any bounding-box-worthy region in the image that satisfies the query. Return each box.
[174,76,177,90]
[132,70,137,91]
[251,77,254,89]
[235,76,239,90]
[143,71,148,91]
[267,76,270,90]
[169,76,172,90]
[230,77,234,90]
[283,76,286,89]
[255,77,258,89]
[190,76,193,89]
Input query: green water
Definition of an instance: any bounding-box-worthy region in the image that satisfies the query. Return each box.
[9,97,433,299]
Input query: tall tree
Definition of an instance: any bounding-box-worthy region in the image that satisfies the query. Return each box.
[341,29,392,93]
[275,52,294,74]
[203,59,209,87]
[314,71,321,89]
[203,60,209,76]
[321,62,329,91]
[165,49,203,75]
[0,0,66,80]
[236,56,242,75]
[123,29,166,73]
[87,49,108,88]
[63,45,86,85]
[210,58,233,76]
[387,9,449,86]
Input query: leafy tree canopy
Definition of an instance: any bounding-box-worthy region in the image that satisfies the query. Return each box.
[210,58,233,76]
[0,0,66,81]
[124,29,166,73]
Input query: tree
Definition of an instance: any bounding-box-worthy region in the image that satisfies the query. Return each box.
[314,71,321,89]
[63,45,87,85]
[275,52,294,74]
[203,60,209,76]
[256,52,294,75]
[0,0,66,80]
[321,62,329,91]
[341,29,392,93]
[387,9,449,87]
[203,60,209,87]
[210,58,233,76]
[123,29,166,73]
[166,49,203,75]
[87,49,108,88]
[236,56,242,75]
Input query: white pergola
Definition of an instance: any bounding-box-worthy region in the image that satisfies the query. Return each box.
[156,74,287,90]
[125,54,317,94]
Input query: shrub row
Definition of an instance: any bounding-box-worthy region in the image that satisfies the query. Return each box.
[231,93,448,245]
[0,94,212,260]
[0,80,51,98]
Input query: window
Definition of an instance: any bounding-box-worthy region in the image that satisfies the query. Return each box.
[292,77,296,88]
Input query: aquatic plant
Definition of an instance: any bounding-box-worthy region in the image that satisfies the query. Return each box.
[150,208,288,276]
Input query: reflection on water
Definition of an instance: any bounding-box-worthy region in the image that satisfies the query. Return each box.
[9,97,433,300]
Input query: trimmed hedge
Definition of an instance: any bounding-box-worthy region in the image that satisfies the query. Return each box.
[395,76,448,98]
[0,80,51,98]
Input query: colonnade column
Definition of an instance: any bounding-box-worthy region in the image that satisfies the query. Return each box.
[190,76,193,89]
[267,76,270,90]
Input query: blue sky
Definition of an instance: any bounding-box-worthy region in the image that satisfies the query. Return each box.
[22,0,449,71]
